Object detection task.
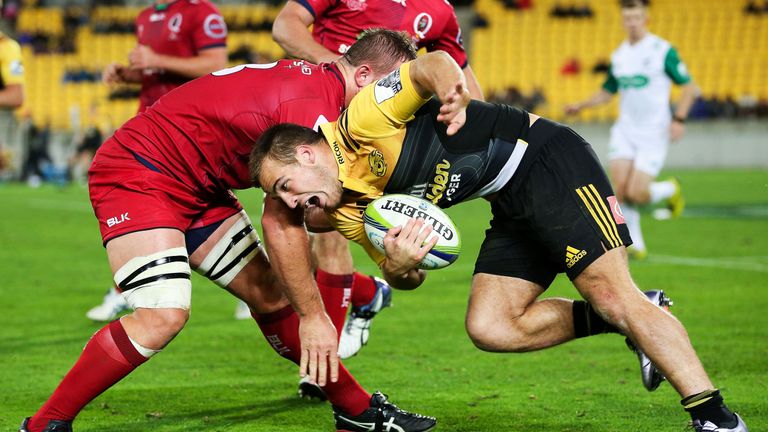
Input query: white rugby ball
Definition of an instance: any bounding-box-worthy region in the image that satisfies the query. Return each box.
[363,194,461,270]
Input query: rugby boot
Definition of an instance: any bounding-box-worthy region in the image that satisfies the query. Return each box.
[19,417,73,432]
[626,290,673,391]
[334,391,436,432]
[692,414,749,432]
[666,177,685,219]
[338,277,392,359]
[298,375,328,401]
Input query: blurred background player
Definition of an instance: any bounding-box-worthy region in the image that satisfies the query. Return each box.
[272,0,485,361]
[0,0,25,182]
[564,0,697,260]
[88,0,229,322]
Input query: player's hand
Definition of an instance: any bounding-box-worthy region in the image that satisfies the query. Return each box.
[564,103,581,116]
[383,218,439,275]
[670,120,685,142]
[129,44,158,70]
[298,312,339,387]
[103,62,126,85]
[437,81,470,136]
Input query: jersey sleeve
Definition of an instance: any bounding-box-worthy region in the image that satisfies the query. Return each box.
[189,2,228,51]
[601,63,618,94]
[664,47,692,85]
[0,39,24,87]
[292,0,335,19]
[428,11,468,68]
[345,62,431,141]
[330,206,387,266]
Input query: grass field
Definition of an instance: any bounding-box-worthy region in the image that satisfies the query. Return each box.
[1,169,767,431]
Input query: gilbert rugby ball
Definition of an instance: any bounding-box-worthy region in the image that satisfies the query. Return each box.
[363,194,461,270]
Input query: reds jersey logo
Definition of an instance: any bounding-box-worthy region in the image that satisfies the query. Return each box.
[342,0,368,12]
[203,14,227,39]
[413,13,433,39]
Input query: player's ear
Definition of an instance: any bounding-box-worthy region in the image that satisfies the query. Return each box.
[296,144,316,165]
[354,64,374,88]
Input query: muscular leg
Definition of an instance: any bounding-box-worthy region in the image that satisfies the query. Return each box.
[27,229,190,431]
[573,248,712,397]
[465,274,577,352]
[191,212,371,416]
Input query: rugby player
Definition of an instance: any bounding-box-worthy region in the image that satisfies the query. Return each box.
[565,0,697,260]
[91,0,230,322]
[273,0,484,361]
[251,51,748,432]
[20,30,436,432]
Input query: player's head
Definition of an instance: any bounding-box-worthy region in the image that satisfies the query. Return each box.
[250,124,342,210]
[339,29,418,104]
[620,0,649,41]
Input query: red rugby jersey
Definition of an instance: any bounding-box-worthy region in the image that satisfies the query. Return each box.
[297,0,468,68]
[134,0,227,112]
[109,60,346,191]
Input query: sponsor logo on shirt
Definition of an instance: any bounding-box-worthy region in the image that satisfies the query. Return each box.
[203,14,227,39]
[331,141,345,165]
[617,74,649,89]
[426,159,450,203]
[168,13,182,33]
[374,69,402,104]
[368,149,387,177]
[342,0,368,12]
[413,13,433,39]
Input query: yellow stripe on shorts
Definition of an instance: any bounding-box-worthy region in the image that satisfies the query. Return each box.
[587,184,623,247]
[575,185,621,248]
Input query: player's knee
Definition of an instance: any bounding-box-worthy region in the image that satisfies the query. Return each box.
[466,314,529,353]
[624,185,650,204]
[147,308,190,337]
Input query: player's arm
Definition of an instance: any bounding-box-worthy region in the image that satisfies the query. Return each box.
[0,83,23,108]
[409,51,471,135]
[272,1,340,64]
[0,42,25,108]
[564,64,617,115]
[128,45,228,79]
[664,46,699,141]
[462,65,484,101]
[261,197,339,386]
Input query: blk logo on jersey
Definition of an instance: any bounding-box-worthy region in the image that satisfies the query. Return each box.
[107,213,131,227]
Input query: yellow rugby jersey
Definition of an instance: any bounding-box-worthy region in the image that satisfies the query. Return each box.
[0,33,24,89]
[320,62,531,266]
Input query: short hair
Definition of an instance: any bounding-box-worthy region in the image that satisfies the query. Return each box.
[620,0,649,8]
[343,28,418,75]
[249,123,323,187]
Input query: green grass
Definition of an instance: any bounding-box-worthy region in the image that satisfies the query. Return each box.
[1,168,767,431]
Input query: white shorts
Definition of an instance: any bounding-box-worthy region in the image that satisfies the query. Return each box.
[608,123,670,177]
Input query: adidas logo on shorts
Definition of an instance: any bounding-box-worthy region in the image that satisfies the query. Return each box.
[566,246,587,268]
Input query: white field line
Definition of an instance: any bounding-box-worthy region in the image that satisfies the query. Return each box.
[647,254,768,273]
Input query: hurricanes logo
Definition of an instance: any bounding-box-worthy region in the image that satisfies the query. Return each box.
[566,246,587,268]
[368,149,387,177]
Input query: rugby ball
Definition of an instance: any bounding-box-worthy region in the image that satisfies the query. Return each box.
[363,194,461,270]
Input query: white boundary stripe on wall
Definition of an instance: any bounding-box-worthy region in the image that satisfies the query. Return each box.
[647,254,768,273]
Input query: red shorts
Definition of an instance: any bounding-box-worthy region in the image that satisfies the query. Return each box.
[88,140,242,245]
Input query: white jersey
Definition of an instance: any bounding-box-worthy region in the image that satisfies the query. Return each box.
[603,33,691,130]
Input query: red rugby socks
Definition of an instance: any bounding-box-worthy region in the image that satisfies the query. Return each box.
[351,273,378,308]
[253,305,371,416]
[28,320,148,431]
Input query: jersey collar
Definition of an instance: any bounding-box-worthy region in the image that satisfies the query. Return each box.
[319,122,376,195]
